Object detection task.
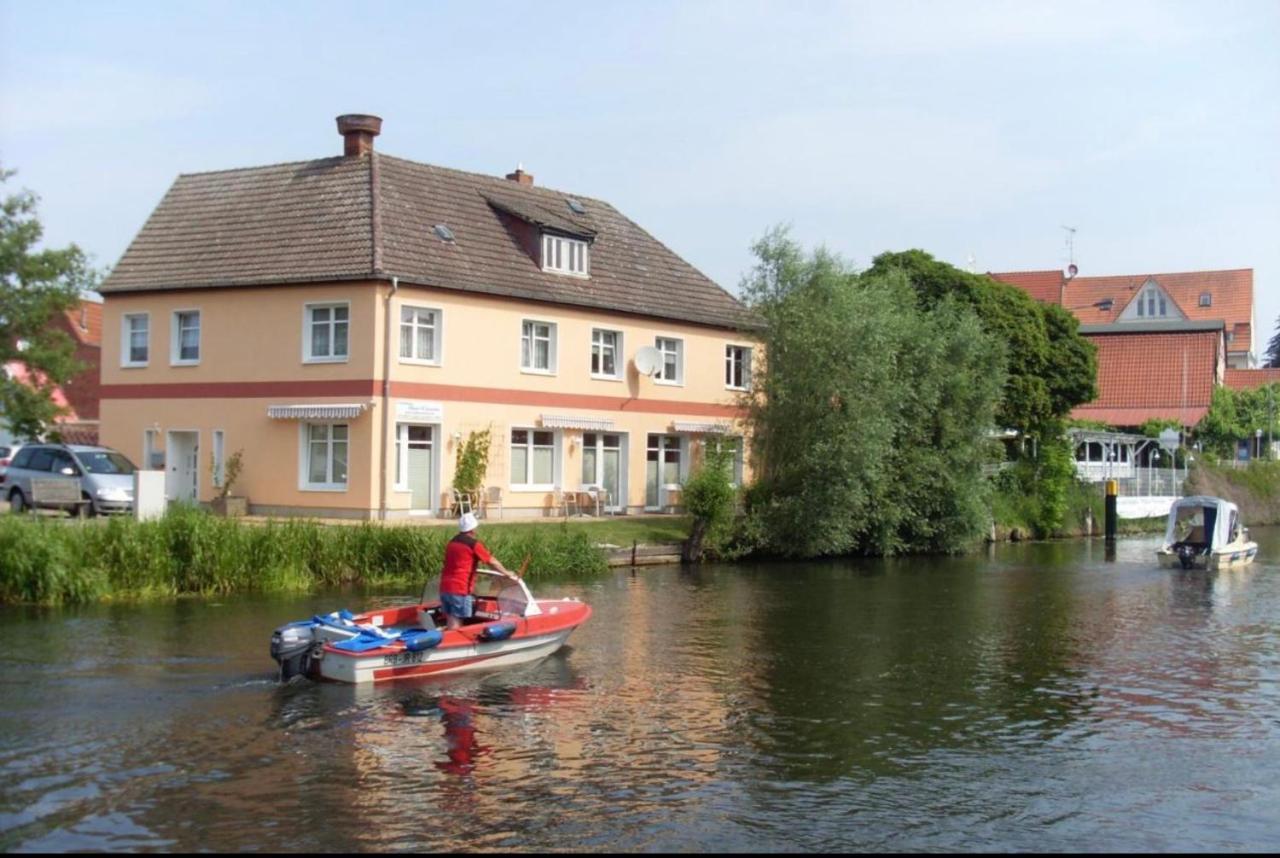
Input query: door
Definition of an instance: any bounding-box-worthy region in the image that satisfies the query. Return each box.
[582,432,626,513]
[397,423,436,514]
[166,431,199,503]
[645,434,682,510]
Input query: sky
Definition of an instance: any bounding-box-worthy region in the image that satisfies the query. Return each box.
[2,0,1277,358]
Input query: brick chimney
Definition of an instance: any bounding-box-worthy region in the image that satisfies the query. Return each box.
[336,114,382,157]
[505,164,534,186]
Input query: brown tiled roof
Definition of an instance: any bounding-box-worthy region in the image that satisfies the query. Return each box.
[60,300,103,347]
[1225,368,1280,390]
[1071,328,1221,427]
[102,152,756,331]
[992,267,1254,355]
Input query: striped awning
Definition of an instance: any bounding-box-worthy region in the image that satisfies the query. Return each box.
[267,403,372,420]
[540,414,615,430]
[672,420,730,434]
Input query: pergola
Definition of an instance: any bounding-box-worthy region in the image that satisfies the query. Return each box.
[1066,428,1154,482]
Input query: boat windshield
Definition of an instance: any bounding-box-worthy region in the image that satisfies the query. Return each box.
[473,570,532,617]
[1172,505,1206,544]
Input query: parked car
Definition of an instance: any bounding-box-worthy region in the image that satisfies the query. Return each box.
[0,443,22,479]
[2,443,137,516]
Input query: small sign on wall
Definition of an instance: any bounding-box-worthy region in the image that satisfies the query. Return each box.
[396,400,444,423]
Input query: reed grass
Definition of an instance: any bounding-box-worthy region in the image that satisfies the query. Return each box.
[0,507,608,605]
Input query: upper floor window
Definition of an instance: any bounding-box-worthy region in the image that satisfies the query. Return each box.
[171,310,200,365]
[122,313,149,367]
[725,344,752,390]
[591,328,622,379]
[521,320,557,374]
[305,302,349,362]
[400,305,442,364]
[655,336,683,385]
[1137,288,1167,318]
[542,234,589,277]
[1199,292,1212,307]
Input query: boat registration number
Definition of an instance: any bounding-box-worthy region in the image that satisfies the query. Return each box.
[383,651,426,667]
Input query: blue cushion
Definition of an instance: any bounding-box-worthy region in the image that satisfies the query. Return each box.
[401,629,443,652]
[479,622,517,642]
[330,633,390,653]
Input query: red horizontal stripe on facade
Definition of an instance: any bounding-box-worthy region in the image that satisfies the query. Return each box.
[100,379,746,417]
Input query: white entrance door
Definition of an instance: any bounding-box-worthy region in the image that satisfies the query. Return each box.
[396,423,436,514]
[166,431,199,504]
[645,434,682,510]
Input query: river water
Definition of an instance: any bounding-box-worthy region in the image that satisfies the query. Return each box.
[2,529,1278,852]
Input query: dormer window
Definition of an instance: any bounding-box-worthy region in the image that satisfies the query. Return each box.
[1137,287,1167,318]
[1199,292,1212,307]
[542,234,589,277]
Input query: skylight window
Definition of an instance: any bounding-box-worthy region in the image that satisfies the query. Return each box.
[433,224,455,242]
[1199,292,1212,307]
[567,199,587,215]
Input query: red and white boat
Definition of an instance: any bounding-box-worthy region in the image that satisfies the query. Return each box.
[270,571,591,684]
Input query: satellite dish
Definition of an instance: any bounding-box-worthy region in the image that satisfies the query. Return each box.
[1067,263,1079,278]
[633,346,661,377]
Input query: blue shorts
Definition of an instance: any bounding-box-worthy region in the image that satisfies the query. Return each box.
[440,593,474,619]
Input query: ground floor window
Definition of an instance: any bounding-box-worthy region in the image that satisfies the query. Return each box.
[511,428,556,488]
[303,423,348,490]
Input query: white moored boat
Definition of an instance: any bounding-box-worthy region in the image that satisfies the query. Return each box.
[270,571,591,685]
[1156,495,1259,571]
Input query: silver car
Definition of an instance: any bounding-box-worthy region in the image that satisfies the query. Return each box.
[2,443,137,516]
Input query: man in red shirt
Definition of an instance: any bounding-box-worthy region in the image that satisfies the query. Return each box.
[439,512,515,630]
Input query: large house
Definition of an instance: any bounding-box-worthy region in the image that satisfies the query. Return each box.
[991,267,1256,427]
[97,115,758,519]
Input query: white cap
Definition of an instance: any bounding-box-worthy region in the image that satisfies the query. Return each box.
[458,512,479,533]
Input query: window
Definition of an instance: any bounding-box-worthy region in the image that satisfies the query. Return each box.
[591,329,622,379]
[655,337,683,384]
[212,430,225,488]
[122,313,149,367]
[521,320,557,373]
[399,305,441,364]
[510,428,556,488]
[302,423,348,490]
[305,303,349,362]
[541,234,589,277]
[1199,292,1212,307]
[725,345,752,390]
[171,310,200,365]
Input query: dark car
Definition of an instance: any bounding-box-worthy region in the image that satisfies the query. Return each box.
[2,443,137,516]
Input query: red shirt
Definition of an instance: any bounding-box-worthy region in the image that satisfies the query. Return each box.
[440,533,494,596]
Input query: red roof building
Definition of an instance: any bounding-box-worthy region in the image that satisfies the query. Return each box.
[1,297,102,444]
[1225,367,1280,391]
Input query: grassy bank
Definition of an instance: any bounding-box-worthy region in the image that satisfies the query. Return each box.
[1186,460,1280,525]
[0,507,613,605]
[991,478,1165,541]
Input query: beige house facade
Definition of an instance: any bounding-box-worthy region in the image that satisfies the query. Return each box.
[98,115,759,519]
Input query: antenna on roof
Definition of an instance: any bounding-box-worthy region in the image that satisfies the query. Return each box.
[966,251,977,274]
[1061,225,1077,273]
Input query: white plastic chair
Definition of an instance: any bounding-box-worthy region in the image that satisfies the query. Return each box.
[483,486,503,520]
[552,487,578,518]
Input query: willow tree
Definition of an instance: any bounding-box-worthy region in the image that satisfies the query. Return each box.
[0,168,97,441]
[741,229,1006,557]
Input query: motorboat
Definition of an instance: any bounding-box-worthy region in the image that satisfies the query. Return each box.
[1156,495,1258,571]
[270,570,591,684]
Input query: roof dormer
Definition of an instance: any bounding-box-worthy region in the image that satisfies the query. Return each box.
[1118,277,1186,322]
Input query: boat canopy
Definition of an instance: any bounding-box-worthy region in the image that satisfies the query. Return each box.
[1164,496,1241,551]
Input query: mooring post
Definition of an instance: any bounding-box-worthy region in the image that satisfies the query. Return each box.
[1104,479,1118,542]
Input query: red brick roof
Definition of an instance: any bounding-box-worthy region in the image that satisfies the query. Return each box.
[60,300,103,347]
[991,267,1253,355]
[1225,368,1280,390]
[1070,328,1221,427]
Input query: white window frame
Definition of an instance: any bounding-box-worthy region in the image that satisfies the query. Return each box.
[725,343,753,391]
[398,304,444,366]
[299,422,350,492]
[121,312,149,368]
[541,233,590,278]
[509,426,560,491]
[170,309,201,366]
[521,319,558,375]
[212,429,225,489]
[654,335,684,386]
[590,328,623,381]
[303,301,350,363]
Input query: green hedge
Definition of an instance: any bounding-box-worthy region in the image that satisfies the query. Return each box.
[0,507,607,605]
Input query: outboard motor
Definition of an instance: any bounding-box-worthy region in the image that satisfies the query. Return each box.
[1176,542,1199,570]
[271,621,317,681]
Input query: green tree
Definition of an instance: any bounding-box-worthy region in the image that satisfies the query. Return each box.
[681,437,737,562]
[1265,314,1280,368]
[452,427,492,498]
[1195,383,1280,459]
[864,250,1097,438]
[0,168,97,441]
[739,229,1006,557]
